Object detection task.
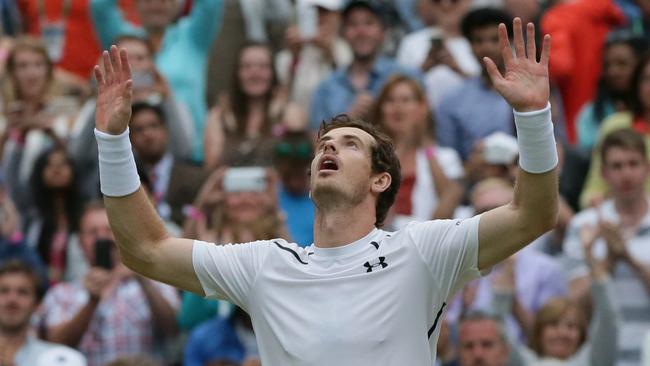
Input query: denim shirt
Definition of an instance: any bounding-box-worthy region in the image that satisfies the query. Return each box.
[309,57,420,129]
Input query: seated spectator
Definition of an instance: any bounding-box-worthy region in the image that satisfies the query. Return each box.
[184,307,259,366]
[309,0,419,129]
[0,37,80,206]
[129,101,206,226]
[204,41,305,169]
[276,0,352,113]
[458,311,509,366]
[179,166,289,330]
[38,201,179,366]
[435,8,514,161]
[577,31,646,151]
[448,178,568,341]
[564,129,650,365]
[22,147,85,285]
[370,75,463,229]
[69,34,195,199]
[497,222,620,366]
[463,132,519,185]
[274,132,315,247]
[396,0,480,109]
[581,54,650,207]
[0,260,86,366]
[541,0,625,143]
[90,0,224,160]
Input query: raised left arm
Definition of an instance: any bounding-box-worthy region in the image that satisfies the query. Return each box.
[477,19,559,270]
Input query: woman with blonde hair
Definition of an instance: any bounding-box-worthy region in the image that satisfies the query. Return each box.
[370,74,463,229]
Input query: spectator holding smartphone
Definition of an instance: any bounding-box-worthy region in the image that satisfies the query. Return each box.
[38,201,179,366]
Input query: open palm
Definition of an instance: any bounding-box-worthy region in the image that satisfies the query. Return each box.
[94,46,133,135]
[484,18,551,112]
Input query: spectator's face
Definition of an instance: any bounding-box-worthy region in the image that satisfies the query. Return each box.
[342,8,385,62]
[604,43,638,94]
[117,39,154,73]
[79,208,114,263]
[637,61,650,111]
[472,186,512,214]
[226,190,271,224]
[380,81,428,137]
[469,26,502,73]
[431,0,471,29]
[11,49,48,101]
[602,147,650,201]
[238,46,274,98]
[129,109,169,164]
[0,273,37,333]
[311,127,377,209]
[459,319,508,366]
[540,308,581,359]
[135,0,176,30]
[42,150,73,189]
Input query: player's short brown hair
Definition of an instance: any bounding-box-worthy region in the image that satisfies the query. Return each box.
[600,128,647,165]
[318,114,401,227]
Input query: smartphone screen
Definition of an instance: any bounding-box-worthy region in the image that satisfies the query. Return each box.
[95,239,114,270]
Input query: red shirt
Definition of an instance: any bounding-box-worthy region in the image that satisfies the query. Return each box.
[541,0,625,144]
[19,0,138,78]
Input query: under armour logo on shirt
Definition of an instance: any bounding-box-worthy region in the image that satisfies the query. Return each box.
[364,257,388,272]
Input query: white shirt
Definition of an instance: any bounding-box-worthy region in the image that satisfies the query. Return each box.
[193,216,482,366]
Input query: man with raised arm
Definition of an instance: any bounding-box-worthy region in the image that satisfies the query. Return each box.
[92,18,558,366]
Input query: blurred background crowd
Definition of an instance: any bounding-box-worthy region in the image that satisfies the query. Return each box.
[2,0,650,365]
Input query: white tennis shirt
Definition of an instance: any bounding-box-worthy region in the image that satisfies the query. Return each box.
[192,215,482,365]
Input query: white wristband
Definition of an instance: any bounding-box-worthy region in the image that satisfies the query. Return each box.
[513,103,558,174]
[94,128,141,197]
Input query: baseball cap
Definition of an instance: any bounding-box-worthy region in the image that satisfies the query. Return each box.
[482,132,519,165]
[305,0,344,11]
[342,0,384,21]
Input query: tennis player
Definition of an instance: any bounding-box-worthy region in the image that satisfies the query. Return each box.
[92,18,558,365]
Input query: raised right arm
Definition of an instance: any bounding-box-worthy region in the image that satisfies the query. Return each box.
[94,46,204,295]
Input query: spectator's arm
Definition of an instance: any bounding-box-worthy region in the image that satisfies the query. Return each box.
[46,297,100,347]
[162,96,194,160]
[588,276,620,366]
[186,0,224,51]
[137,277,179,337]
[203,107,226,171]
[90,0,141,49]
[491,290,537,365]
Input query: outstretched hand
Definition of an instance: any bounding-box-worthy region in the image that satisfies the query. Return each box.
[484,18,551,112]
[94,46,133,135]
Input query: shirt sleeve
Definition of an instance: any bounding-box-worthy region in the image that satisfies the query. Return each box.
[407,215,482,300]
[39,284,84,327]
[192,240,272,309]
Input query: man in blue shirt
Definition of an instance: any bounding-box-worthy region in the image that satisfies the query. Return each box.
[309,0,419,129]
[435,8,515,162]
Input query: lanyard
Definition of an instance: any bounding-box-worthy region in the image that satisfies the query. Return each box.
[36,0,72,24]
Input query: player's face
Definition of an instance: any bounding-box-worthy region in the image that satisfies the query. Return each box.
[342,8,385,62]
[380,82,428,137]
[602,147,650,201]
[310,127,376,206]
[0,273,37,333]
[459,320,508,366]
[539,308,581,359]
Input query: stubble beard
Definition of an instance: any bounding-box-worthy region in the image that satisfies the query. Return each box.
[312,179,366,213]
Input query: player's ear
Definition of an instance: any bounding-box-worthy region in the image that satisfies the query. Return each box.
[371,172,391,194]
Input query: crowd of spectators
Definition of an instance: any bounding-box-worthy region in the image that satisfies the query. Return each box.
[1,0,650,365]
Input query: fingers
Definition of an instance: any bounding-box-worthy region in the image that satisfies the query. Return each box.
[119,48,132,82]
[483,57,503,86]
[110,45,121,72]
[93,65,104,86]
[540,34,552,67]
[512,18,525,59]
[526,22,536,61]
[102,51,114,84]
[498,23,513,66]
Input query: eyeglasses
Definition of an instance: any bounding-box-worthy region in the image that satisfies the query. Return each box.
[275,141,313,160]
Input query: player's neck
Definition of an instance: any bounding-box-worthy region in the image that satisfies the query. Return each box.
[313,202,376,248]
